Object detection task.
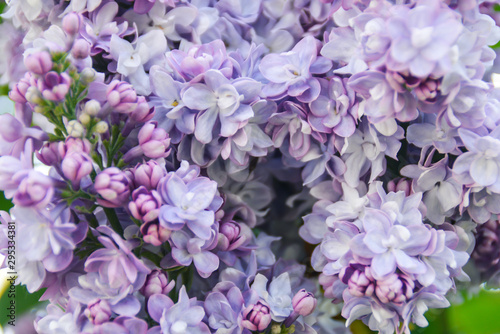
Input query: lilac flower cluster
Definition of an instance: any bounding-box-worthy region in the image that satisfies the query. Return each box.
[0,0,499,333]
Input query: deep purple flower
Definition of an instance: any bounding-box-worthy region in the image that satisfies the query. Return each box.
[95,167,131,208]
[129,186,162,222]
[37,71,71,101]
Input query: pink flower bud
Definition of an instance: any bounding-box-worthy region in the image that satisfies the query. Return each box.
[62,152,93,189]
[130,96,155,123]
[292,289,317,316]
[106,80,137,113]
[62,12,82,35]
[129,186,162,222]
[217,221,251,252]
[71,39,91,59]
[36,142,62,166]
[140,219,171,246]
[12,170,54,208]
[24,51,53,75]
[140,269,175,298]
[387,178,412,197]
[9,72,35,103]
[138,121,171,159]
[131,160,166,190]
[242,301,272,332]
[38,71,71,101]
[94,167,131,208]
[85,299,112,325]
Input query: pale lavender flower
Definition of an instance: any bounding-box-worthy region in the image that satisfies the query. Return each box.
[182,69,260,144]
[81,2,134,56]
[386,2,463,78]
[250,273,293,321]
[109,30,167,95]
[169,229,219,278]
[453,127,500,192]
[149,66,195,144]
[204,283,248,334]
[147,286,210,334]
[340,120,403,187]
[158,166,222,239]
[166,40,233,82]
[85,226,150,290]
[259,36,332,103]
[406,114,460,154]
[97,316,149,334]
[464,188,500,224]
[0,113,47,158]
[308,77,356,138]
[35,299,90,334]
[350,208,429,279]
[95,167,131,208]
[13,204,88,292]
[401,157,462,225]
[348,71,418,136]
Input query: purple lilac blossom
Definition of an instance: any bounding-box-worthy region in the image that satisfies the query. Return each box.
[259,36,332,103]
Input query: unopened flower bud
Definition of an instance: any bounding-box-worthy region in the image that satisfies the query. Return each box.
[84,99,101,116]
[38,71,71,101]
[140,269,175,298]
[25,86,43,104]
[292,289,317,316]
[129,186,162,222]
[242,301,272,332]
[24,51,53,75]
[62,12,81,35]
[71,39,90,59]
[130,96,155,122]
[95,167,131,208]
[375,273,414,305]
[80,68,96,83]
[131,160,165,190]
[95,121,108,134]
[85,299,111,325]
[9,73,34,103]
[13,170,54,208]
[217,221,251,252]
[37,142,62,166]
[79,113,91,125]
[62,152,93,189]
[140,219,171,246]
[67,120,85,137]
[106,80,137,113]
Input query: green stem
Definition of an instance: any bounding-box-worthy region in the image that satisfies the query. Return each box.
[103,207,123,236]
